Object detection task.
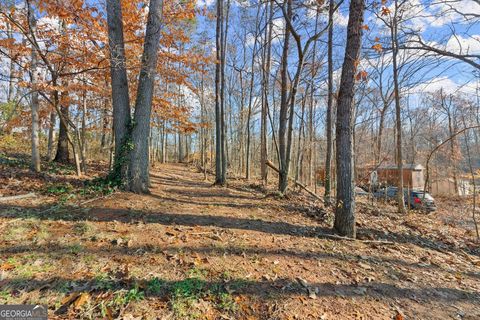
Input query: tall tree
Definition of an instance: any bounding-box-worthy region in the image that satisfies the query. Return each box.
[276,0,328,194]
[334,0,365,238]
[106,0,131,182]
[214,0,226,185]
[390,0,406,214]
[324,0,335,205]
[106,0,164,193]
[128,0,164,193]
[260,0,273,185]
[27,0,40,172]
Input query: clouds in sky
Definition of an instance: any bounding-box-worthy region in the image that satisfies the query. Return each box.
[416,76,478,96]
[196,0,214,7]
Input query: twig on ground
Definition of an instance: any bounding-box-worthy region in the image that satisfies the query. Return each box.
[316,232,396,245]
[0,192,36,202]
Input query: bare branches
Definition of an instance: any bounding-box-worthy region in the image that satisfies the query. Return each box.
[404,36,480,70]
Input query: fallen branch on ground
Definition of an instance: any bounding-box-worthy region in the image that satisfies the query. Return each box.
[316,232,396,244]
[0,192,36,202]
[266,160,323,202]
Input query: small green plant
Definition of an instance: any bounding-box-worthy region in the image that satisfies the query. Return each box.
[170,278,205,317]
[124,286,144,303]
[111,285,144,308]
[146,277,164,295]
[169,277,238,318]
[82,177,117,197]
[94,273,114,291]
[186,266,207,279]
[216,292,237,312]
[67,243,83,255]
[0,289,12,302]
[45,183,73,195]
[73,222,90,235]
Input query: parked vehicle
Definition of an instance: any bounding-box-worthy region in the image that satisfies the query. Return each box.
[373,187,437,211]
[373,186,399,200]
[408,190,437,211]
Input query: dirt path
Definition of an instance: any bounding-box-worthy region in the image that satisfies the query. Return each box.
[1,163,480,319]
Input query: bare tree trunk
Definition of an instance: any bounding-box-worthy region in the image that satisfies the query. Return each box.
[54,91,70,163]
[441,91,459,194]
[27,0,40,172]
[324,0,335,205]
[80,90,87,173]
[128,0,164,193]
[161,121,166,164]
[221,0,231,183]
[277,0,322,194]
[391,0,406,214]
[7,23,15,102]
[334,0,365,238]
[100,94,109,149]
[245,0,261,180]
[215,0,225,185]
[260,0,273,185]
[47,111,55,160]
[278,0,292,193]
[295,96,306,183]
[376,105,386,164]
[308,8,320,188]
[200,71,207,179]
[178,128,184,162]
[106,0,131,181]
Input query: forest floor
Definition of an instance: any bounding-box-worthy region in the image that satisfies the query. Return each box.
[0,157,480,319]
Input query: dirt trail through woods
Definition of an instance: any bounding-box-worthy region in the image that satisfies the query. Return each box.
[1,163,480,319]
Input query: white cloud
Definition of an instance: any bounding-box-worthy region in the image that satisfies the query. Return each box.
[334,11,349,28]
[196,0,214,7]
[417,76,477,95]
[445,34,480,56]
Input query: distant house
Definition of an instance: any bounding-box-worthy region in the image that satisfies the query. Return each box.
[375,164,425,189]
[430,178,470,196]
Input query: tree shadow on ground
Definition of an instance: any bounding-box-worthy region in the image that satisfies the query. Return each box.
[2,275,477,305]
[0,203,477,257]
[149,194,263,210]
[2,242,478,280]
[149,173,210,188]
[358,227,480,257]
[0,204,324,237]
[164,188,259,200]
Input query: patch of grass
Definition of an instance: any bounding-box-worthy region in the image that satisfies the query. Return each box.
[82,177,118,197]
[55,280,74,294]
[93,273,115,291]
[111,285,145,308]
[169,275,238,318]
[216,292,237,312]
[186,266,208,279]
[123,286,145,303]
[170,278,206,318]
[67,243,83,255]
[44,182,73,195]
[146,277,165,295]
[14,260,53,279]
[44,161,76,175]
[73,222,91,235]
[0,289,12,303]
[84,254,96,263]
[3,219,37,241]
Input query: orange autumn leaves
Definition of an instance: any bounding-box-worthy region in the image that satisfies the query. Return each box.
[0,0,203,133]
[355,1,390,82]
